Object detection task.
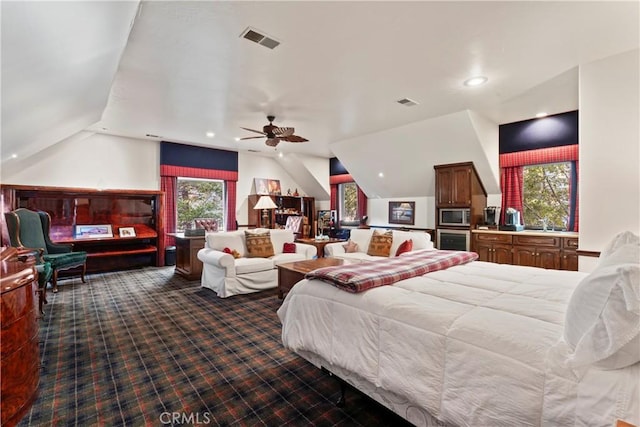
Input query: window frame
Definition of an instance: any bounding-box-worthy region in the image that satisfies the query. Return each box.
[522,161,575,231]
[338,181,359,227]
[176,177,226,232]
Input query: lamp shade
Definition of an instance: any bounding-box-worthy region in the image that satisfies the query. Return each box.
[253,195,277,210]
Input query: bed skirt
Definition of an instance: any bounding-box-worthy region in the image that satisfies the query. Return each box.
[295,349,448,427]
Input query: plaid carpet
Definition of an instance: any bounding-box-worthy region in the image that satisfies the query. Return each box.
[18,267,411,426]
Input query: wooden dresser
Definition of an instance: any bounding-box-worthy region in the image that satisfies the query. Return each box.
[0,247,40,427]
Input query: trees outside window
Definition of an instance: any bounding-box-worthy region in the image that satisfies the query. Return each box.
[177,178,224,231]
[523,162,571,230]
[339,182,358,226]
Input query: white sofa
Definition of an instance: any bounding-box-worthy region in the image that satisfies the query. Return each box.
[197,228,317,297]
[324,228,434,263]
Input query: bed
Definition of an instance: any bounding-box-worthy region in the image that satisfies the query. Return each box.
[277,236,640,427]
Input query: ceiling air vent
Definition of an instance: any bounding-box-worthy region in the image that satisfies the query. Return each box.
[396,98,419,107]
[241,27,280,50]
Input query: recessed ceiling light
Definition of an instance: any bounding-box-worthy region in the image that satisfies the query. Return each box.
[463,76,488,87]
[378,172,384,178]
[278,152,283,158]
[234,137,241,142]
[535,112,548,118]
[206,131,215,138]
[11,153,17,159]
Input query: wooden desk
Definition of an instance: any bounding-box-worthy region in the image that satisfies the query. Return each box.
[277,257,344,299]
[168,233,206,280]
[1,247,40,427]
[295,238,346,258]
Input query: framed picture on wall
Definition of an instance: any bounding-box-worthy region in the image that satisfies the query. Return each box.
[388,201,415,225]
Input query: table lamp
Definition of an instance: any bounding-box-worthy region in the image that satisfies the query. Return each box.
[253,196,277,228]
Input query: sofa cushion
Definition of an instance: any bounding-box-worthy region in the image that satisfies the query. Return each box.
[234,257,274,274]
[367,230,393,257]
[269,229,295,255]
[395,239,413,256]
[207,231,246,257]
[349,229,375,254]
[272,253,308,265]
[390,231,431,254]
[245,230,275,258]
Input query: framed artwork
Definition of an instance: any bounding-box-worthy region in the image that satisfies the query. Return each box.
[389,201,415,225]
[118,227,136,238]
[75,224,113,239]
[254,178,269,195]
[267,179,281,195]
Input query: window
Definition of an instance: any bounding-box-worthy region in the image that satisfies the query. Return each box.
[339,182,358,226]
[176,178,224,231]
[523,162,572,230]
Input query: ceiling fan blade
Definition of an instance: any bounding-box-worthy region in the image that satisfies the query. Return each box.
[265,138,280,147]
[241,127,266,135]
[240,136,266,140]
[273,127,294,137]
[281,135,308,143]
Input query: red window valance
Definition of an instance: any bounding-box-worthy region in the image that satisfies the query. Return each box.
[499,145,578,168]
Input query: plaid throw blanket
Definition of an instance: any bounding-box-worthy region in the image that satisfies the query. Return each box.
[306,249,478,293]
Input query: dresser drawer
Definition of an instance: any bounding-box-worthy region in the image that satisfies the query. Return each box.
[563,237,579,249]
[513,235,560,247]
[474,233,512,244]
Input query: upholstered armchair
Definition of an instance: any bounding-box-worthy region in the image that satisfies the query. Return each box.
[5,208,87,293]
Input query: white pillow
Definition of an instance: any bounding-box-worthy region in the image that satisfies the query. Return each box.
[598,231,640,267]
[564,262,640,369]
[207,231,246,257]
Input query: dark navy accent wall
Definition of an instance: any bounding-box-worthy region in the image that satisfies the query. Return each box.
[160,141,238,171]
[330,157,349,175]
[499,110,578,154]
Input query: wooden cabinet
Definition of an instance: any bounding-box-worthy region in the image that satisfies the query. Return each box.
[248,195,315,238]
[472,230,579,271]
[1,248,40,427]
[561,237,579,271]
[1,185,165,272]
[513,235,561,269]
[170,234,205,280]
[473,233,513,264]
[435,163,485,207]
[434,162,487,229]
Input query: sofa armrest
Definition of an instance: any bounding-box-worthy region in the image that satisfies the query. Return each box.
[197,248,236,276]
[324,242,347,257]
[294,243,317,259]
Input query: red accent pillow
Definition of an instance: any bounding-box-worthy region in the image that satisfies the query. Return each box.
[283,242,297,253]
[395,239,413,256]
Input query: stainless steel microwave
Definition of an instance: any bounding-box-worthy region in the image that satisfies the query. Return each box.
[439,208,471,227]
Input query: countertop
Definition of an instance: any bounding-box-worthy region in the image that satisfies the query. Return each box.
[471,229,579,238]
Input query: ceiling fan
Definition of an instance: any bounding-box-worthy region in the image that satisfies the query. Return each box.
[240,115,308,147]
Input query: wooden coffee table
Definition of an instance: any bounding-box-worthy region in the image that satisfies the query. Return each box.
[277,257,344,299]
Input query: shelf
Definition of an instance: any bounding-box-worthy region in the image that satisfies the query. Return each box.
[86,245,157,258]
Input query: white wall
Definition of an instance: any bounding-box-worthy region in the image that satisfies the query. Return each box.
[1,132,160,190]
[579,49,639,271]
[368,196,433,229]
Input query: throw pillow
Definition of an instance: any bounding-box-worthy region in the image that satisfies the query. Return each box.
[222,247,241,258]
[395,239,413,256]
[343,240,359,253]
[283,242,297,253]
[244,231,275,258]
[367,230,393,257]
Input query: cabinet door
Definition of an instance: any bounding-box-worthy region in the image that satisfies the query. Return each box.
[451,166,471,205]
[537,248,561,269]
[474,242,492,262]
[436,169,453,206]
[561,251,578,271]
[493,244,513,264]
[513,245,537,267]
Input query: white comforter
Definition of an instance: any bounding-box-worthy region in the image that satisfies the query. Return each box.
[278,261,640,426]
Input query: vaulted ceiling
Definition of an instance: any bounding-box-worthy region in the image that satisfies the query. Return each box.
[2,1,638,195]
